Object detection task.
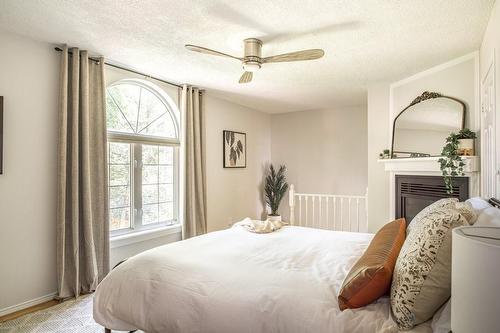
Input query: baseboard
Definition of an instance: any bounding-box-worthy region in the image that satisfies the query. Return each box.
[0,292,57,318]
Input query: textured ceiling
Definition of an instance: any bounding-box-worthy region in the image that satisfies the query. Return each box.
[0,0,494,113]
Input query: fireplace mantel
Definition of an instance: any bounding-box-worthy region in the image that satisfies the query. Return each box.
[378,156,480,220]
[378,156,479,173]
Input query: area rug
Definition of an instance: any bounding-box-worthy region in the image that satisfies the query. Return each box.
[0,295,144,333]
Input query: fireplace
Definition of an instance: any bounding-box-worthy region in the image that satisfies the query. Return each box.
[395,175,469,223]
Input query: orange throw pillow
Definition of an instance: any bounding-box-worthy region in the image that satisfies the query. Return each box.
[338,218,406,310]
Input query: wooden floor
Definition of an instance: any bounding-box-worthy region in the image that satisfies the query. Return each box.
[0,299,59,323]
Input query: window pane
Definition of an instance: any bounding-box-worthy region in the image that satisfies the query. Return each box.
[137,88,168,133]
[109,142,130,164]
[106,94,134,133]
[108,141,132,232]
[142,165,159,184]
[109,165,130,186]
[143,204,159,225]
[159,146,173,164]
[141,113,176,138]
[105,82,179,139]
[142,145,159,164]
[159,184,173,203]
[159,202,174,222]
[110,207,130,231]
[109,186,130,208]
[159,165,173,184]
[106,81,180,232]
[142,184,158,205]
[108,84,141,132]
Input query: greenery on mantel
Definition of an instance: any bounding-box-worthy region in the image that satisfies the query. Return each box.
[438,129,476,194]
[457,128,476,140]
[265,164,289,216]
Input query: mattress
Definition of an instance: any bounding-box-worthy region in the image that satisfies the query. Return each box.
[93,226,432,333]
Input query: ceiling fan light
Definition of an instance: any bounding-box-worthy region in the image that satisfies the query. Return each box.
[243,62,261,72]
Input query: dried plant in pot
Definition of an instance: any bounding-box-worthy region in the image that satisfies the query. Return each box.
[265,164,288,222]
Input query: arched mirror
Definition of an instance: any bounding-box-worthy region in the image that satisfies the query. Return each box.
[391,91,466,158]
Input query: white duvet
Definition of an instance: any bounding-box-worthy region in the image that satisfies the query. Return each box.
[94,226,432,333]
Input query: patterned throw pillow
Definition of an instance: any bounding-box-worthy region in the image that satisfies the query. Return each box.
[390,205,472,330]
[406,198,458,234]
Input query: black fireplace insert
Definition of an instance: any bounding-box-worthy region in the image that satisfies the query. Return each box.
[395,175,469,224]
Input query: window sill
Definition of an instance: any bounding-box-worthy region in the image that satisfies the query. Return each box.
[110,224,182,249]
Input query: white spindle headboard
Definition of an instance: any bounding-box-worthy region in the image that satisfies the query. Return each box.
[289,185,369,233]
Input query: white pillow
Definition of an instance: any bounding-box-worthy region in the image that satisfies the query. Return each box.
[465,197,492,224]
[475,206,500,227]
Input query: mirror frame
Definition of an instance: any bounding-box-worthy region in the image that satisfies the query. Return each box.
[391,91,466,158]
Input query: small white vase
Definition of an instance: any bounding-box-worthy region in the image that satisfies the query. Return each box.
[267,215,282,222]
[458,139,474,156]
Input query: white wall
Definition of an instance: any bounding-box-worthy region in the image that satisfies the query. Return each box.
[480,1,499,82]
[271,107,368,221]
[367,83,390,233]
[205,95,271,231]
[391,57,478,131]
[0,31,59,312]
[367,55,479,232]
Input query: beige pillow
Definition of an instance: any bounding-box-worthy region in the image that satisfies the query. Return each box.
[390,204,472,330]
[406,198,458,234]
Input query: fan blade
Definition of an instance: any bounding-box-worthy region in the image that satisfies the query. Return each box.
[263,49,324,63]
[185,44,242,61]
[239,71,253,84]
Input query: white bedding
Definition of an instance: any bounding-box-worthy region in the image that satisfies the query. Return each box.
[94,226,432,333]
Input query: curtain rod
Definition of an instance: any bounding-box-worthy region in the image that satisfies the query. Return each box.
[54,47,183,89]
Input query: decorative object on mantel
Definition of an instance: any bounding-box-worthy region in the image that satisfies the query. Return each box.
[391,91,465,158]
[456,128,476,156]
[223,130,246,168]
[265,164,288,222]
[438,129,476,194]
[379,149,391,159]
[0,96,3,174]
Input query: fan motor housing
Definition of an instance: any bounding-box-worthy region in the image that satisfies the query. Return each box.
[243,38,262,71]
[244,38,262,60]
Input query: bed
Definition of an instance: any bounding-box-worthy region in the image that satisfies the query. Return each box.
[94,186,445,332]
[93,224,433,332]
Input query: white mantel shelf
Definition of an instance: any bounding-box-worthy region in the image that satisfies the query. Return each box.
[378,156,480,173]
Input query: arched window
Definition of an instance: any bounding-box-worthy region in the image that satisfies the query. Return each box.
[106,79,180,234]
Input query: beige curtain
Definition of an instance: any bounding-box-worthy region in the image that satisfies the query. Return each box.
[56,47,109,299]
[181,85,207,238]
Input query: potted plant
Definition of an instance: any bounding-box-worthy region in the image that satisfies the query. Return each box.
[438,132,465,194]
[456,128,476,156]
[265,164,288,222]
[378,149,391,159]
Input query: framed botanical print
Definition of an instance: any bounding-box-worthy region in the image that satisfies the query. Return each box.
[223,130,246,168]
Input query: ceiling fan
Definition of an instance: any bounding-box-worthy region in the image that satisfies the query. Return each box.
[185,38,324,84]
